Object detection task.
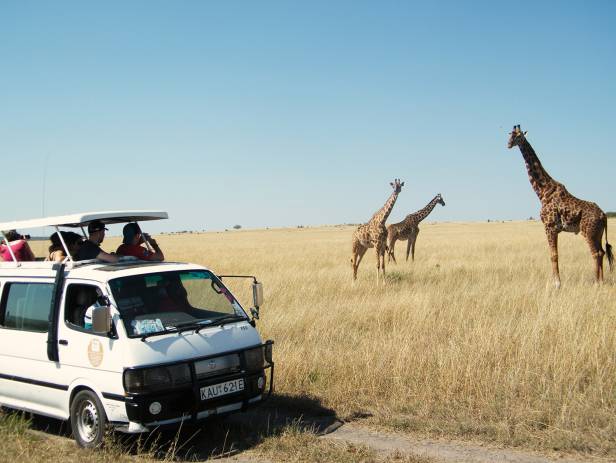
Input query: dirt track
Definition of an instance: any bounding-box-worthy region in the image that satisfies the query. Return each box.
[25,400,600,463]
[214,420,593,463]
[218,400,597,463]
[321,422,592,463]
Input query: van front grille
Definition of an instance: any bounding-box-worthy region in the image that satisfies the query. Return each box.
[194,354,240,379]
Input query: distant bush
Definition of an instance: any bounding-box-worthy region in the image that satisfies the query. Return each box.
[607,212,616,218]
[233,225,242,230]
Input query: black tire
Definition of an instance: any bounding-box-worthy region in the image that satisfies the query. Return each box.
[70,389,107,448]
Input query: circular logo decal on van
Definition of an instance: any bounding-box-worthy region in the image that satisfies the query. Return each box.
[88,339,104,367]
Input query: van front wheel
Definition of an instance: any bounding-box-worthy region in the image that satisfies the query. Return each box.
[70,390,107,448]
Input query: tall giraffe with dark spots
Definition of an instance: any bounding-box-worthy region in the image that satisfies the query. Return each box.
[351,179,404,282]
[507,125,612,287]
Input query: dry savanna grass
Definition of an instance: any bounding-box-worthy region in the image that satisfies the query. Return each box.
[25,220,616,457]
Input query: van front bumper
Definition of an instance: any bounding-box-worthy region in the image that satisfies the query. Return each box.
[121,341,274,428]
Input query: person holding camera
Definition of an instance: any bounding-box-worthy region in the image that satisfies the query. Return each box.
[0,230,36,262]
[116,222,164,261]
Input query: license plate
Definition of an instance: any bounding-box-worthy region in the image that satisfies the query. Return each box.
[200,378,245,400]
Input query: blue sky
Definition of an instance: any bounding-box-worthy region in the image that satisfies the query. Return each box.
[1,1,614,233]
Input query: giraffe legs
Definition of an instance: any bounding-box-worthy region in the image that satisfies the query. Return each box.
[407,229,419,261]
[376,242,387,283]
[586,236,605,284]
[352,246,368,281]
[545,229,561,288]
[352,233,389,284]
[597,252,604,283]
[387,236,397,264]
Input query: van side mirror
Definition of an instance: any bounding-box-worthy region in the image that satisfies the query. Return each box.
[250,282,263,323]
[92,306,112,335]
[252,282,263,309]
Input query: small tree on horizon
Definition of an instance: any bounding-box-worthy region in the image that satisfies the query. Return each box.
[233,224,242,230]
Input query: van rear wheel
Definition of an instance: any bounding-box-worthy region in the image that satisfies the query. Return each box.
[70,390,107,448]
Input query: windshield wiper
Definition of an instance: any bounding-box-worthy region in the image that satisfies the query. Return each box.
[141,316,246,340]
[139,321,206,341]
[171,320,213,334]
[196,315,246,333]
[140,327,178,342]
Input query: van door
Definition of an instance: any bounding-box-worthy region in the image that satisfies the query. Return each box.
[57,282,124,416]
[0,279,69,419]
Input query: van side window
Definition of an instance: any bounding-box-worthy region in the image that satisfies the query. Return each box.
[64,284,99,330]
[0,282,54,332]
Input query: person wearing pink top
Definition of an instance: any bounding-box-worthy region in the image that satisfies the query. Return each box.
[0,230,36,262]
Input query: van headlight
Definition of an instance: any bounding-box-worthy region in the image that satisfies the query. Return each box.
[244,343,273,371]
[244,347,265,371]
[124,363,191,393]
[264,341,273,365]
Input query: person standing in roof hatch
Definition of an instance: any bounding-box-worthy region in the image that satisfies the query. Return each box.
[46,231,83,262]
[116,222,164,261]
[76,220,119,263]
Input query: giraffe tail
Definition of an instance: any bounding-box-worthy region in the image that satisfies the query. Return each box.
[605,217,613,271]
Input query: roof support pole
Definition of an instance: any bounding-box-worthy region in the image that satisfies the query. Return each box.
[54,226,73,262]
[135,221,154,252]
[47,263,66,362]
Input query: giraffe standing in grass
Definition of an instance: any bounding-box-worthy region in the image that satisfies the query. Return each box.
[351,179,404,281]
[387,193,445,263]
[507,125,613,287]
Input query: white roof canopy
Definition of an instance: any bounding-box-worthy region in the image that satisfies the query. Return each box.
[0,210,168,231]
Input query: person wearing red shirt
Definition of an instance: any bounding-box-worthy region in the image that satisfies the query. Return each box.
[0,230,36,262]
[116,222,164,261]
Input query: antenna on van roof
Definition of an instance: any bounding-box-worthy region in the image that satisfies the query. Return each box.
[41,153,49,218]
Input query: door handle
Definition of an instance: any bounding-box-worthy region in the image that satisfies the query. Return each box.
[58,339,68,346]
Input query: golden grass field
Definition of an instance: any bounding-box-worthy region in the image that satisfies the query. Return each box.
[24,220,616,458]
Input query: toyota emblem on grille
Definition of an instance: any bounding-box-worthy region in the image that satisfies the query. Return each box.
[208,360,217,370]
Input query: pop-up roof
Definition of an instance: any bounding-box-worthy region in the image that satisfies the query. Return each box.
[0,210,168,231]
[0,210,168,265]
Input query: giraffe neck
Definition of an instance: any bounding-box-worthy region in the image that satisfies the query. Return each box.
[407,196,440,224]
[370,190,399,225]
[517,138,554,199]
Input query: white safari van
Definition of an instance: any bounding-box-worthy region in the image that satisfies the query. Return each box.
[0,211,273,447]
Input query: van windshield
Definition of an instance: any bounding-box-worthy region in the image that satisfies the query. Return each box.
[109,270,246,338]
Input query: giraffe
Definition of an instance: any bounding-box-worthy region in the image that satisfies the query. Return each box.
[507,124,613,287]
[351,179,404,281]
[386,193,445,263]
